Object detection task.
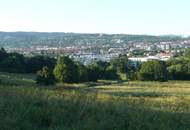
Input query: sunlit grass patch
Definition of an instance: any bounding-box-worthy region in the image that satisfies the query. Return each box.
[0,73,190,129]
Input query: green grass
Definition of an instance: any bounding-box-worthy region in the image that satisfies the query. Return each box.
[0,73,190,130]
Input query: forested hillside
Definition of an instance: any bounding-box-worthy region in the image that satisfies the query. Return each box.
[0,32,186,48]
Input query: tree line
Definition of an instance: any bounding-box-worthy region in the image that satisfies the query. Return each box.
[0,48,55,73]
[1,48,190,85]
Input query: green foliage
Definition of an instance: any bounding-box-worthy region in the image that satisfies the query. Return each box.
[36,66,55,85]
[105,66,119,80]
[88,61,119,81]
[53,56,79,83]
[167,57,190,80]
[3,46,190,82]
[183,48,190,58]
[25,56,56,73]
[77,63,89,82]
[0,49,118,83]
[111,54,129,73]
[0,48,56,74]
[139,60,168,81]
[89,61,109,79]
[87,64,100,82]
[111,55,140,80]
[0,52,25,73]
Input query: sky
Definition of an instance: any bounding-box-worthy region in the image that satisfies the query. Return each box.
[0,0,190,35]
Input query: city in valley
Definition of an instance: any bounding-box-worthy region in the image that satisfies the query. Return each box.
[1,0,190,129]
[2,32,190,65]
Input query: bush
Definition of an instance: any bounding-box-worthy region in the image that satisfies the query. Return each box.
[36,66,55,85]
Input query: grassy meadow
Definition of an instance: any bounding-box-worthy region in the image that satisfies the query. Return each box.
[0,72,190,130]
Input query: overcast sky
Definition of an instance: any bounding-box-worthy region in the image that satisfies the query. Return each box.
[0,0,190,35]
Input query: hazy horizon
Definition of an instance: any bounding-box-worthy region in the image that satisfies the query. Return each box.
[0,0,190,36]
[0,31,189,37]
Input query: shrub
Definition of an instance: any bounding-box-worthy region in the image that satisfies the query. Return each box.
[36,66,55,85]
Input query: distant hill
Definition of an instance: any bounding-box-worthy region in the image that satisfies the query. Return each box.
[0,32,187,48]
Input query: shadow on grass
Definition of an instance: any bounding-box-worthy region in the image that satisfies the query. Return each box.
[0,72,36,87]
[99,91,169,98]
[53,80,121,91]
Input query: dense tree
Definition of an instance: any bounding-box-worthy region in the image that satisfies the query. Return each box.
[0,53,25,73]
[87,64,100,82]
[139,60,168,81]
[183,49,190,58]
[2,46,190,82]
[87,61,119,80]
[167,58,190,80]
[77,63,89,82]
[104,66,119,80]
[36,66,55,85]
[111,55,139,80]
[0,48,56,74]
[25,56,55,73]
[53,56,79,83]
[89,61,109,79]
[111,54,129,73]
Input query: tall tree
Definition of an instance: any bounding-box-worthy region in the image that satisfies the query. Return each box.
[53,56,79,83]
[111,54,137,80]
[77,63,89,82]
[111,54,129,73]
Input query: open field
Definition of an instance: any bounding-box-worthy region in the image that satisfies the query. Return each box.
[0,73,190,130]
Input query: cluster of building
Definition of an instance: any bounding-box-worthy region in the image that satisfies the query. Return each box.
[6,40,190,64]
